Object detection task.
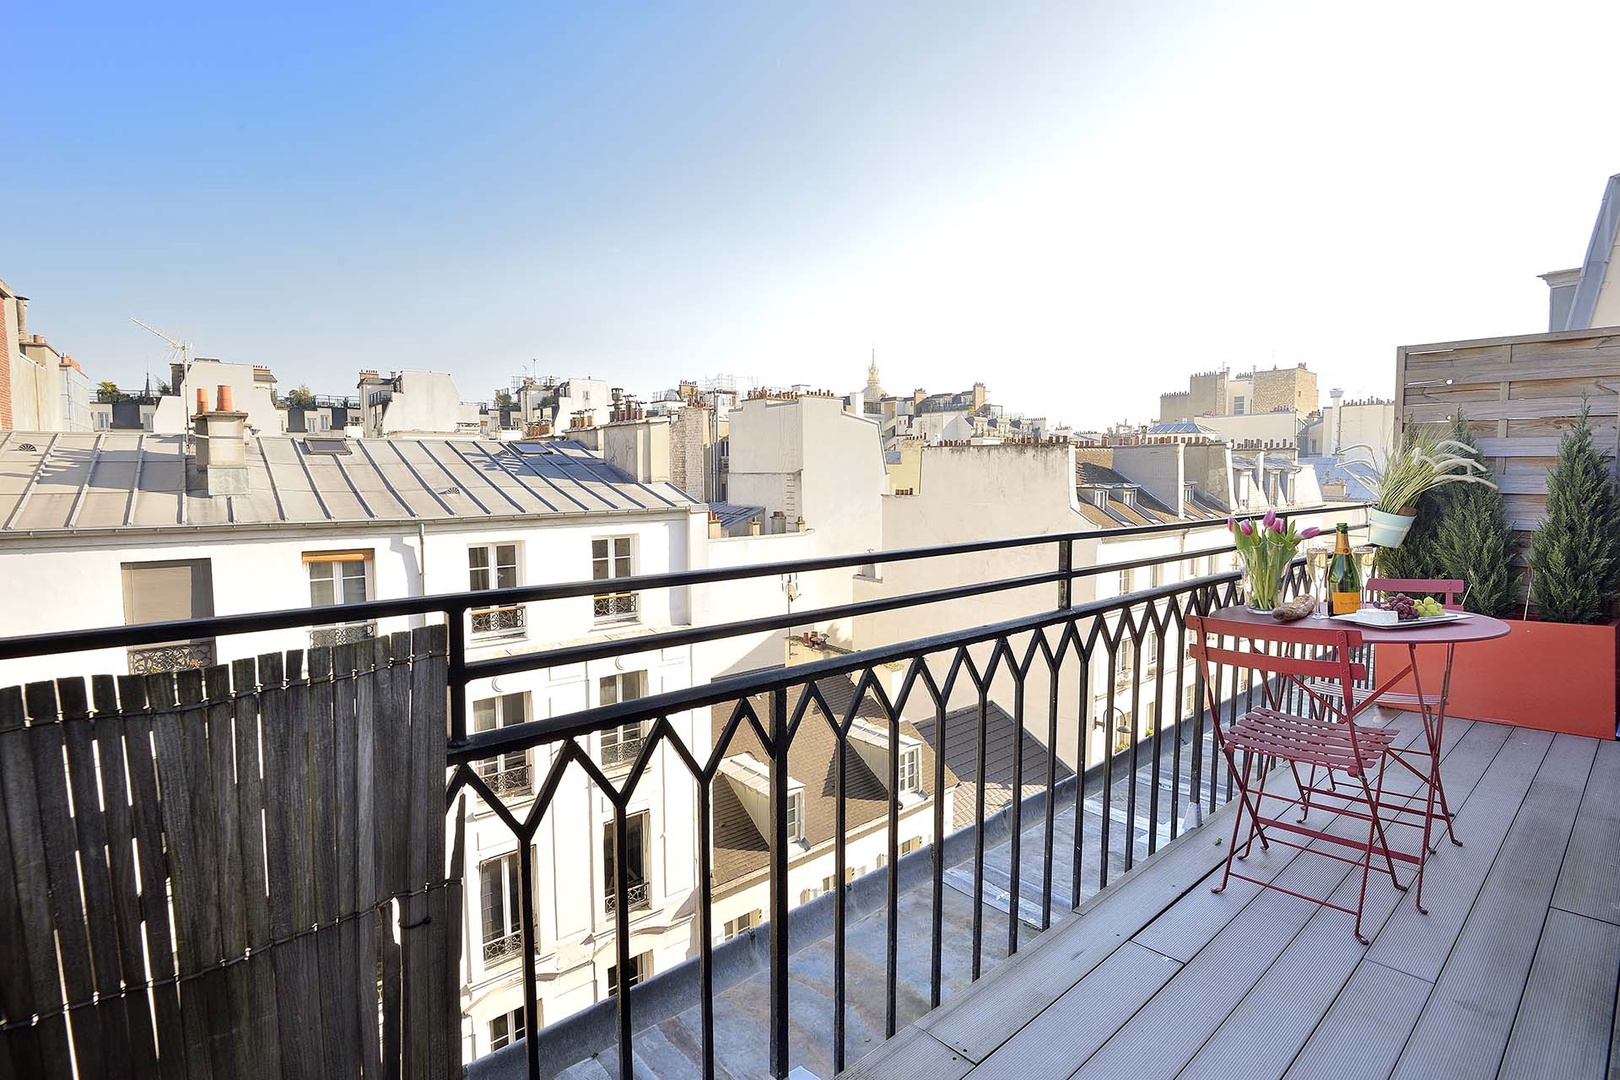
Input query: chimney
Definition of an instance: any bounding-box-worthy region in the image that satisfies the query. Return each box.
[708,511,723,539]
[771,510,787,534]
[794,516,806,533]
[748,517,761,536]
[170,362,185,396]
[14,297,26,338]
[193,384,250,497]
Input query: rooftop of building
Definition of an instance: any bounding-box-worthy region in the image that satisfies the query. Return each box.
[0,432,696,535]
[709,676,957,889]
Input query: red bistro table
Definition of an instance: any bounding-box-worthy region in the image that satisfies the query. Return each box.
[1210,606,1510,909]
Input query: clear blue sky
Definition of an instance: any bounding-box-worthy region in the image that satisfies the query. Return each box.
[9,0,1620,427]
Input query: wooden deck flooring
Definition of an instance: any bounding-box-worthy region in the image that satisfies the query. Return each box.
[842,714,1620,1080]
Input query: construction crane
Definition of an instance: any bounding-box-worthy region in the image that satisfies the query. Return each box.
[130,317,192,388]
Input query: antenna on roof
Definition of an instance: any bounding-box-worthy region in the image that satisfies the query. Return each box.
[130,317,193,369]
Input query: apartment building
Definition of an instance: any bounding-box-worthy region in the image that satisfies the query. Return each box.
[1,277,95,433]
[0,409,709,1063]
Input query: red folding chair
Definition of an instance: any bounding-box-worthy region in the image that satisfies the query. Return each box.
[1188,614,1411,943]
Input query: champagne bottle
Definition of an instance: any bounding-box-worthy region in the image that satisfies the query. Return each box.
[1327,523,1361,615]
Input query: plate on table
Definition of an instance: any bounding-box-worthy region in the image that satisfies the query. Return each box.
[1330,610,1465,629]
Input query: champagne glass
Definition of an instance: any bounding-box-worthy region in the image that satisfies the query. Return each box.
[1305,542,1333,613]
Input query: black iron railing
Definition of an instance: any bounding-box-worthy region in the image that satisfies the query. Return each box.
[0,505,1369,1079]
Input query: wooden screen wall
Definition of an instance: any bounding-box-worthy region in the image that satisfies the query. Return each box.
[0,625,461,1080]
[1395,327,1620,531]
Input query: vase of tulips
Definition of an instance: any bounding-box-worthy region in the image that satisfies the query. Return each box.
[1229,511,1320,613]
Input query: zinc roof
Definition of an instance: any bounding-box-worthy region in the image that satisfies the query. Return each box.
[0,432,696,535]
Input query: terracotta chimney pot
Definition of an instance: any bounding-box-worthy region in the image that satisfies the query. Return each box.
[217,384,234,412]
[196,389,209,414]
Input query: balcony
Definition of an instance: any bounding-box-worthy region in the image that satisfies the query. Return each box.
[0,505,1610,1080]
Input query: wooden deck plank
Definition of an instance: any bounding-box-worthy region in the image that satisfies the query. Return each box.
[964,943,1179,1078]
[1283,960,1431,1080]
[1175,719,1512,1080]
[1389,734,1597,1080]
[1549,737,1620,927]
[912,792,1238,1060]
[1364,726,1554,982]
[1070,827,1372,1080]
[1497,909,1620,1080]
[840,1027,974,1080]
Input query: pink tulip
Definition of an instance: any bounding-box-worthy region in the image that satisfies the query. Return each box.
[1262,509,1278,529]
[1239,519,1254,536]
[1271,518,1285,534]
[1299,526,1320,539]
[1226,517,1236,532]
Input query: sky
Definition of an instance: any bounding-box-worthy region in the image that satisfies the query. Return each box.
[8,0,1620,429]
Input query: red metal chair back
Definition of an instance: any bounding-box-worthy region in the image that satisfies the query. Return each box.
[1186,614,1367,733]
[1366,577,1466,610]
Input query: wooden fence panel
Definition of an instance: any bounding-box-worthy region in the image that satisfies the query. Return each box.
[0,633,456,1079]
[1396,327,1620,531]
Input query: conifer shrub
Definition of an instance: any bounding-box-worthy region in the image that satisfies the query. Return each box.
[1526,409,1620,624]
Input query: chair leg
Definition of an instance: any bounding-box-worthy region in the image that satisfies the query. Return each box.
[1239,756,1271,858]
[1295,761,1315,823]
[1212,746,1252,895]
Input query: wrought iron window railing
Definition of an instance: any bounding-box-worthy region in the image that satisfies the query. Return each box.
[592,592,638,622]
[0,505,1370,1080]
[309,621,378,649]
[471,604,526,637]
[127,640,215,674]
[482,931,525,965]
[603,881,650,914]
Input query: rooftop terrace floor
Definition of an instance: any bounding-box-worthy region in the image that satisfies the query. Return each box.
[844,714,1620,1080]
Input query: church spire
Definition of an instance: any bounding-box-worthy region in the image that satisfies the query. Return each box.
[864,349,885,399]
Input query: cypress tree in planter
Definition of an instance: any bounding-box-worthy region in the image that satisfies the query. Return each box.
[1380,410,1619,739]
[1431,413,1517,618]
[1527,410,1620,622]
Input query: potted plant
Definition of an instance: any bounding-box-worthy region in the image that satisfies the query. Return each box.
[1228,510,1319,612]
[1376,410,1619,740]
[1363,428,1496,547]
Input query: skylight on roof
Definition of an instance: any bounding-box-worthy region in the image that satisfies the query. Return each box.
[512,442,554,455]
[304,437,351,455]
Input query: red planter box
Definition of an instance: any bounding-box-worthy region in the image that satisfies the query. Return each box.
[1373,618,1618,741]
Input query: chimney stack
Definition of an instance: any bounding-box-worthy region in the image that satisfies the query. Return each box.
[748,517,761,536]
[193,383,250,497]
[708,511,723,539]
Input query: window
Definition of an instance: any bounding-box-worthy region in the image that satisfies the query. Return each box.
[785,791,805,842]
[723,910,761,941]
[305,550,376,648]
[900,837,925,856]
[489,1007,528,1051]
[592,537,638,623]
[898,747,922,794]
[469,544,525,638]
[820,874,838,894]
[603,812,650,914]
[479,852,525,965]
[598,673,648,772]
[121,559,215,674]
[473,694,531,797]
[1115,638,1136,686]
[606,952,649,997]
[1233,395,1246,415]
[1150,563,1165,589]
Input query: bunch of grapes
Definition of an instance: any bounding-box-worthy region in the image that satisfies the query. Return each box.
[1372,593,1444,621]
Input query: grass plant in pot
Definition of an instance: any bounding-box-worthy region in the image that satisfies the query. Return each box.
[1376,410,1619,740]
[1363,428,1495,548]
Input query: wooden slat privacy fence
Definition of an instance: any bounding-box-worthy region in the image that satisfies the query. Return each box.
[0,625,461,1080]
[1395,326,1620,531]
